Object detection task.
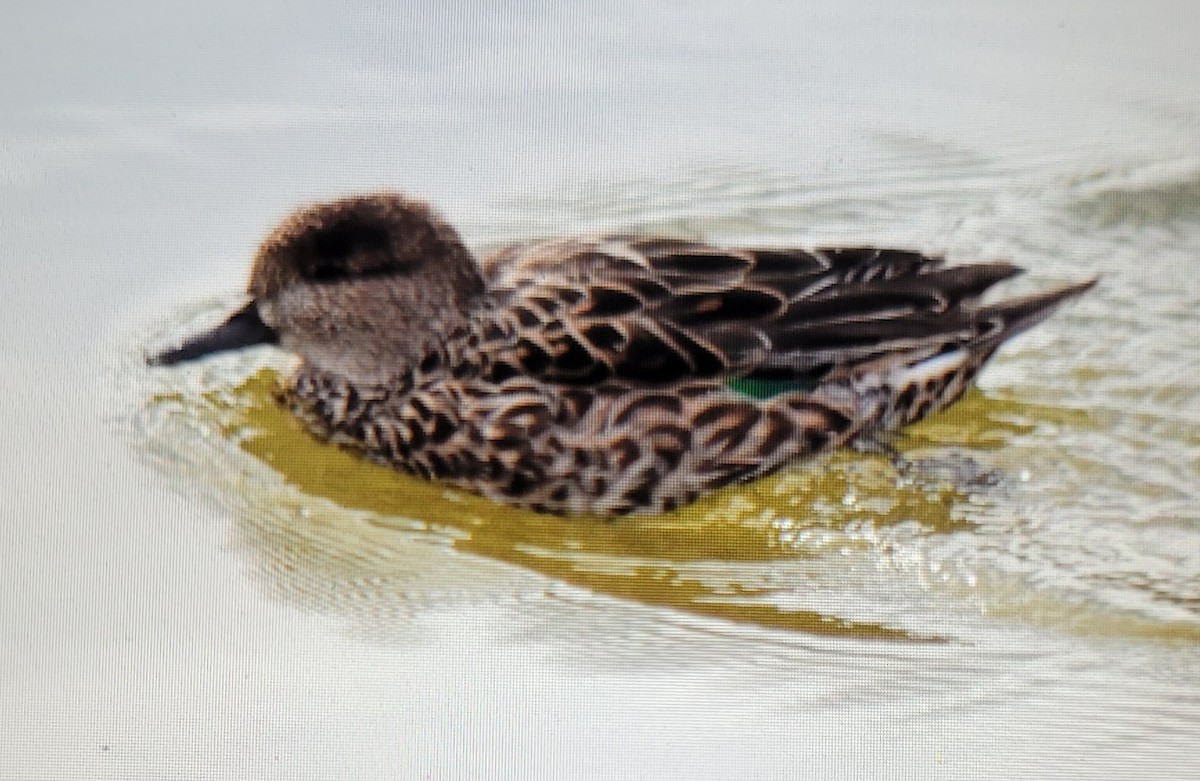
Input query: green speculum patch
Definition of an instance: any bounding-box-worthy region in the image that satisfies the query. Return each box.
[725,376,818,399]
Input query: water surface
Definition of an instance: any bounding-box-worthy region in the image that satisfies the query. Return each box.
[4,1,1199,779]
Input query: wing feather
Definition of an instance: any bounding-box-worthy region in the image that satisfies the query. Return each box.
[477,236,1082,388]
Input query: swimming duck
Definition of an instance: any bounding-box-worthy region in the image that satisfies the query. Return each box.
[150,193,1094,515]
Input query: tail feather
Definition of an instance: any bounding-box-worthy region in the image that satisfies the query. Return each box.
[860,277,1096,430]
[978,277,1098,347]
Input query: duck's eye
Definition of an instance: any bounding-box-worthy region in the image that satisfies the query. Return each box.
[304,218,397,282]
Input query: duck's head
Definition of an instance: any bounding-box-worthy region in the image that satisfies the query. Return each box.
[149,193,484,383]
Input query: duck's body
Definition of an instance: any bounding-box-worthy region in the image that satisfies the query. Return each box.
[151,193,1093,516]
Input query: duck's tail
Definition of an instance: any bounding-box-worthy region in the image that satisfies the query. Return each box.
[862,277,1097,430]
[976,277,1098,349]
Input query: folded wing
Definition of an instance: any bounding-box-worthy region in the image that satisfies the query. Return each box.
[479,237,1091,388]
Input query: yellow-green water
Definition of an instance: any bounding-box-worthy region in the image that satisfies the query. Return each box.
[139,361,1199,646]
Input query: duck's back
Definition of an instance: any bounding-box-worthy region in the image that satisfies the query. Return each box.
[475,236,1087,394]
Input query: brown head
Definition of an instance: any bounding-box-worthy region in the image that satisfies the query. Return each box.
[148,193,485,384]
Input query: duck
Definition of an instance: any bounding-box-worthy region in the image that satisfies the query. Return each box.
[149,192,1094,516]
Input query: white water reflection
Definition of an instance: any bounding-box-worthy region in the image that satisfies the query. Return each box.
[3,1,1199,779]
